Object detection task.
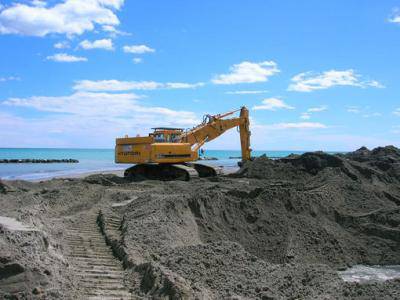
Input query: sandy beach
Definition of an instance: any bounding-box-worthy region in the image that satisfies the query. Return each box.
[1,146,400,299]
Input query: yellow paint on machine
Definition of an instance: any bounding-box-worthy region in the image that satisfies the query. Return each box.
[115,106,251,165]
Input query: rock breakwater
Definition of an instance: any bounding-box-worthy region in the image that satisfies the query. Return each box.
[0,158,79,163]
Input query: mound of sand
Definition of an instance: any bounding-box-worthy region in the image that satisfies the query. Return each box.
[109,146,400,298]
[233,146,400,266]
[1,146,400,299]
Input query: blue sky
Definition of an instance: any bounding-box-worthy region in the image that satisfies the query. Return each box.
[0,0,399,151]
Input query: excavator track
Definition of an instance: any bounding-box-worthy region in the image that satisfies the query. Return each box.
[186,162,222,177]
[124,163,219,181]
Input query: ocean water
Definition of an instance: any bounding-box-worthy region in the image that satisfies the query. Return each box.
[0,148,306,181]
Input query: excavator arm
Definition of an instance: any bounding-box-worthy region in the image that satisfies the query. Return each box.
[179,106,251,161]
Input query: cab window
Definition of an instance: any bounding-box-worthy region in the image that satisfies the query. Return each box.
[154,133,165,142]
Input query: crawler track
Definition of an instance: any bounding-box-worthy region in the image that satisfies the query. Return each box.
[64,212,132,299]
[123,162,219,181]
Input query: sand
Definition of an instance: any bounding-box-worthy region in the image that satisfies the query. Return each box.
[1,146,400,299]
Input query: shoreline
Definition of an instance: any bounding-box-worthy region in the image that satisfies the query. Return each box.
[0,160,239,182]
[0,168,125,182]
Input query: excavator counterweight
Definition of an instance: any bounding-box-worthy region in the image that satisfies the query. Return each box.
[115,106,251,180]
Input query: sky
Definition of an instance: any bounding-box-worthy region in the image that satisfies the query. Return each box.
[0,0,399,151]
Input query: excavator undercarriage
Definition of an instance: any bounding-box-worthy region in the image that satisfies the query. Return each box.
[124,163,220,181]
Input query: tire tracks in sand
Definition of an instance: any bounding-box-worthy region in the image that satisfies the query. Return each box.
[64,210,134,299]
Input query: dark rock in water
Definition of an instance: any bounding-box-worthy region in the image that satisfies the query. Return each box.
[0,158,79,163]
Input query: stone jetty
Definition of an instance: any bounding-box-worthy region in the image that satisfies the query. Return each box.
[0,159,79,163]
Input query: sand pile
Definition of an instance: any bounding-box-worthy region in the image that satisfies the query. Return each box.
[234,146,400,267]
[1,146,400,299]
[0,217,70,299]
[106,146,400,298]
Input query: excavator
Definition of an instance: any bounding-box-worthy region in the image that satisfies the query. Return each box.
[115,106,251,180]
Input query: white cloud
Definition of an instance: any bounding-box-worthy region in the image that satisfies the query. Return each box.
[252,98,294,111]
[54,41,70,49]
[102,24,130,36]
[388,8,400,23]
[74,80,160,91]
[31,0,47,8]
[363,112,382,118]
[165,82,205,89]
[5,92,139,116]
[347,106,383,117]
[73,79,204,91]
[288,70,384,92]
[225,90,268,95]
[0,84,201,144]
[132,57,142,64]
[3,92,198,124]
[300,113,311,120]
[256,122,327,130]
[0,90,198,148]
[212,61,280,85]
[299,106,327,120]
[46,53,87,62]
[0,0,124,37]
[276,122,327,129]
[347,106,360,114]
[79,39,113,50]
[392,126,400,134]
[181,121,394,151]
[123,44,155,54]
[0,76,20,82]
[367,80,385,88]
[96,0,124,10]
[394,108,400,116]
[389,15,400,23]
[308,105,327,112]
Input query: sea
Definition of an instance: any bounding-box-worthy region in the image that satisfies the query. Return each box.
[0,148,308,181]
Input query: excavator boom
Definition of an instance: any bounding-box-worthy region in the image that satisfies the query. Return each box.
[179,106,251,160]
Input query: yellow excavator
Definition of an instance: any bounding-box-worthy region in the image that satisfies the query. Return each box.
[115,106,251,180]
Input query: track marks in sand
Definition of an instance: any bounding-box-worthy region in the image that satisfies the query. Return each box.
[64,212,133,299]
